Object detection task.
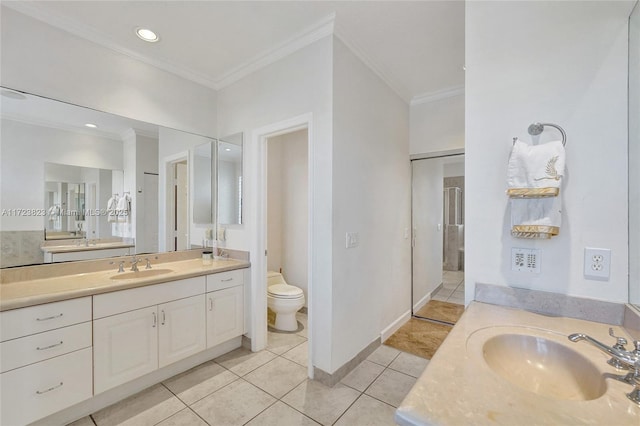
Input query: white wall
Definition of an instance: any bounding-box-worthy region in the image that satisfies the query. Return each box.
[465,1,632,304]
[331,38,411,372]
[0,119,123,231]
[217,36,334,371]
[410,94,464,155]
[0,6,217,141]
[266,129,309,304]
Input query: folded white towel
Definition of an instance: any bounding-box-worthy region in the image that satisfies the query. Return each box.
[107,196,118,223]
[510,197,561,238]
[507,138,565,197]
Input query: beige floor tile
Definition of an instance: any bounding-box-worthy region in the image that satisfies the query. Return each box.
[244,357,308,398]
[388,352,429,378]
[215,347,277,376]
[281,341,309,367]
[191,379,276,425]
[447,295,464,305]
[92,384,186,426]
[366,345,400,367]
[266,331,307,355]
[281,380,360,425]
[155,408,207,426]
[245,401,320,426]
[340,360,385,392]
[431,294,449,302]
[296,312,308,338]
[163,359,239,405]
[67,416,95,426]
[365,369,416,408]
[334,394,397,426]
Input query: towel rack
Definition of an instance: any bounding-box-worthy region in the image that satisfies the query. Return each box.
[527,122,567,146]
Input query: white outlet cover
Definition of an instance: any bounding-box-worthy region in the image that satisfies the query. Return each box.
[584,247,611,280]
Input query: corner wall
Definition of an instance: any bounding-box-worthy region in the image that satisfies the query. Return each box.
[410,94,464,155]
[465,1,632,304]
[331,38,411,372]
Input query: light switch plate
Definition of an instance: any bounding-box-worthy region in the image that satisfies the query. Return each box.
[346,232,359,249]
[511,248,541,273]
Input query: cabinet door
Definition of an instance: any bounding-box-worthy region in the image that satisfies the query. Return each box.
[93,306,158,394]
[207,286,244,348]
[158,294,206,368]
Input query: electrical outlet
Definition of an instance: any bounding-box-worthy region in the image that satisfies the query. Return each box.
[584,248,611,280]
[511,248,541,273]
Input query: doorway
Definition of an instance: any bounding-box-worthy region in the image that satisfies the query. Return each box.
[249,113,314,378]
[411,154,465,320]
[164,155,189,252]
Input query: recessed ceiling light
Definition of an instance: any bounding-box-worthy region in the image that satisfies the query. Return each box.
[225,148,231,152]
[85,123,98,128]
[136,28,159,43]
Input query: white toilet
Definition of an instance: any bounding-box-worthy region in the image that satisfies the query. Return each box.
[267,271,305,331]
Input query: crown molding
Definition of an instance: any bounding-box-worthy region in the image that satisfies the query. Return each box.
[333,23,412,104]
[1,112,124,141]
[3,1,219,90]
[214,13,336,90]
[410,85,464,106]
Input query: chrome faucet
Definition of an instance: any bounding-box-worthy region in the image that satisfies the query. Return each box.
[568,330,640,405]
[130,256,140,272]
[144,256,158,269]
[110,260,125,273]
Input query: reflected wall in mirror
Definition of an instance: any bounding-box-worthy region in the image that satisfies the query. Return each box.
[0,87,217,267]
[629,1,639,307]
[193,141,215,225]
[218,133,243,225]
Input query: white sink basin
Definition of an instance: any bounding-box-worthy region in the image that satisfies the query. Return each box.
[110,269,174,280]
[482,333,606,401]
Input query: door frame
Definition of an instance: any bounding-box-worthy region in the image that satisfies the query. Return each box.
[160,152,189,252]
[249,113,314,378]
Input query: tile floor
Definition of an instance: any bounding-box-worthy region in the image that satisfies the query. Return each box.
[431,270,464,305]
[71,312,427,426]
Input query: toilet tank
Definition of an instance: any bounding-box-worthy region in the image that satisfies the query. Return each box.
[267,271,286,286]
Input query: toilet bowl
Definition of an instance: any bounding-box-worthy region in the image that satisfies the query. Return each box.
[267,271,305,331]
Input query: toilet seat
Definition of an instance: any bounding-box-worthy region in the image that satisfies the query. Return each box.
[268,284,303,299]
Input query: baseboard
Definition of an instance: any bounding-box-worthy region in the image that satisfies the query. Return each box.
[31,337,242,426]
[313,338,380,387]
[381,309,412,342]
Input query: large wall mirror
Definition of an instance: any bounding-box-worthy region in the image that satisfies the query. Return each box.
[0,87,217,268]
[629,1,639,308]
[218,133,243,225]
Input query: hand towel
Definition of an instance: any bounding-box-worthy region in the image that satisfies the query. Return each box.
[116,194,131,223]
[507,138,565,198]
[107,196,118,223]
[510,197,561,239]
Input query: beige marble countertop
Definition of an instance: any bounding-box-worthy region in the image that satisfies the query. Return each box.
[0,258,249,311]
[41,241,135,253]
[396,302,640,425]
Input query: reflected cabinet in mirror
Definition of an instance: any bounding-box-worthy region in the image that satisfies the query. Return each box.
[218,133,243,226]
[629,1,640,307]
[0,87,217,267]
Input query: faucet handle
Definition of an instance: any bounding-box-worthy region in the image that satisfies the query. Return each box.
[609,328,628,347]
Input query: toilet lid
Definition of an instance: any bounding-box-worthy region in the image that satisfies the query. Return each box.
[268,284,303,299]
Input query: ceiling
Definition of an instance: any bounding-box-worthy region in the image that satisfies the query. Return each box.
[3,1,465,103]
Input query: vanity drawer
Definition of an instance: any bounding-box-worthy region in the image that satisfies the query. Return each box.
[0,347,93,426]
[0,321,92,373]
[0,297,92,342]
[93,276,206,319]
[207,269,244,292]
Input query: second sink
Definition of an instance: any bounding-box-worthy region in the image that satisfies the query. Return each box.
[110,268,174,280]
[482,333,607,401]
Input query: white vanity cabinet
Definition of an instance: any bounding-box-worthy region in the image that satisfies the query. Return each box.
[93,277,206,394]
[206,270,244,348]
[0,297,93,426]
